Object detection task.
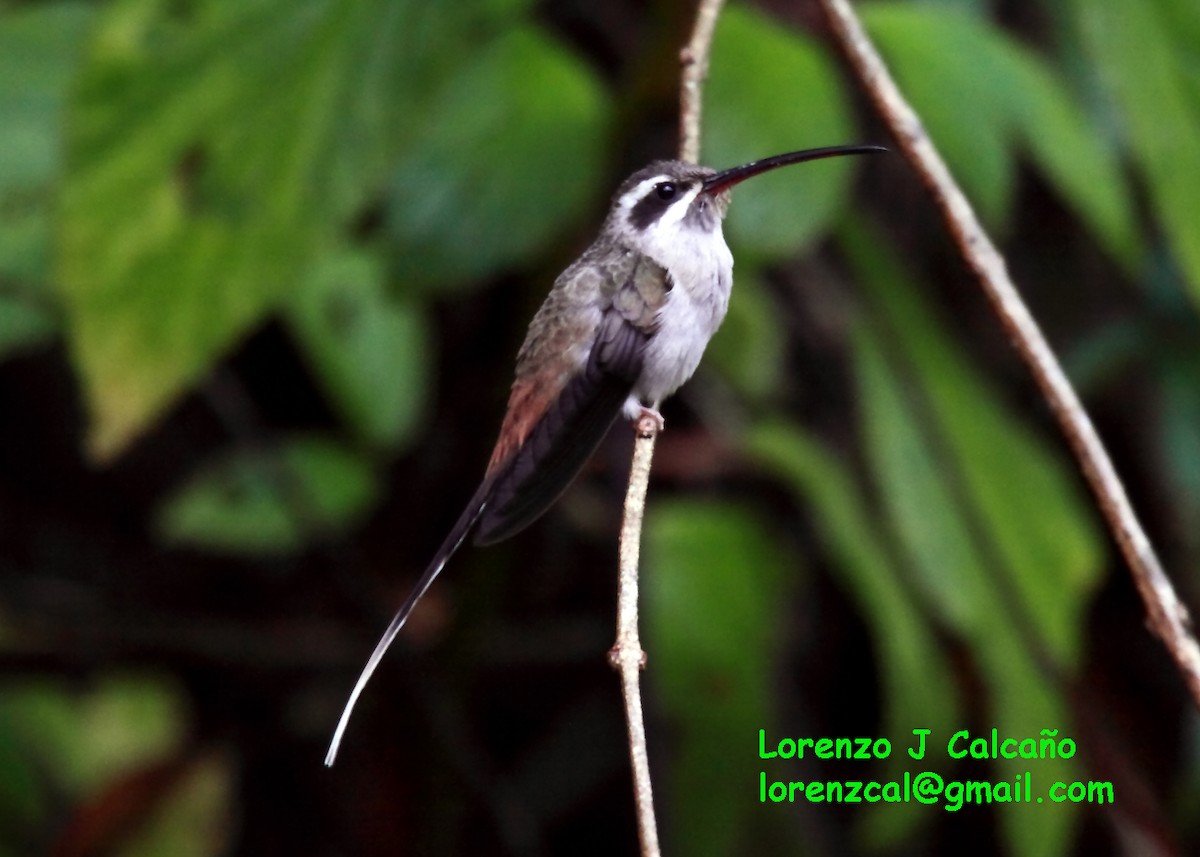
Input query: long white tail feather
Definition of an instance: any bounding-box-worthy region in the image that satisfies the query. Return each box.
[325,494,488,766]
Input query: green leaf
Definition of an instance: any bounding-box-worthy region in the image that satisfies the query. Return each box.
[842,219,1104,856]
[0,3,95,359]
[0,675,184,794]
[746,421,961,848]
[287,249,429,450]
[0,675,213,854]
[704,7,858,260]
[156,436,378,556]
[1070,0,1200,303]
[644,500,790,857]
[704,268,786,401]
[854,321,1082,857]
[386,26,611,289]
[1156,0,1200,60]
[0,2,93,280]
[863,5,1017,225]
[59,0,528,459]
[0,293,56,359]
[909,0,989,13]
[863,3,1139,264]
[997,39,1142,269]
[845,218,1104,664]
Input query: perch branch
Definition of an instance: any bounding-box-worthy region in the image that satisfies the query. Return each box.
[608,1,728,854]
[609,412,663,857]
[816,0,1200,707]
[679,0,727,166]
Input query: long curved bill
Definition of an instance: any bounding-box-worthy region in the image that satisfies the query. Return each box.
[701,144,886,196]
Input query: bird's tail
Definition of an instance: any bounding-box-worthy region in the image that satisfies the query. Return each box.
[324,480,492,766]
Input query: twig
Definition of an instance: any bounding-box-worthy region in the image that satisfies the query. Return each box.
[679,0,727,165]
[609,413,662,857]
[607,1,729,853]
[816,0,1200,707]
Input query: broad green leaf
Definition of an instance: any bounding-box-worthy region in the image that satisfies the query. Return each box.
[1156,0,1200,56]
[386,26,612,289]
[288,249,429,450]
[0,675,201,854]
[746,421,960,848]
[156,436,378,555]
[704,268,786,401]
[863,5,1017,225]
[842,219,1104,856]
[852,324,982,629]
[911,0,988,12]
[1182,63,1200,123]
[645,500,789,857]
[59,0,528,459]
[842,219,1103,665]
[854,322,1081,857]
[997,39,1142,269]
[0,4,92,190]
[1070,0,1200,304]
[0,3,94,358]
[0,2,93,280]
[705,7,857,260]
[863,3,1139,265]
[0,676,184,794]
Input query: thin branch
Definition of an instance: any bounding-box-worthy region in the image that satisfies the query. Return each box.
[609,413,662,857]
[608,1,729,853]
[679,0,727,165]
[816,0,1200,707]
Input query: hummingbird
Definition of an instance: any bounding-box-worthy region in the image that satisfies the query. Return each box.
[325,143,884,765]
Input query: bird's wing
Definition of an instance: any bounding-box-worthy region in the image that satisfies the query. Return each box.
[474,252,670,545]
[473,312,642,545]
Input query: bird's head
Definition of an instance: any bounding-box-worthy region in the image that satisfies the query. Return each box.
[606,144,885,263]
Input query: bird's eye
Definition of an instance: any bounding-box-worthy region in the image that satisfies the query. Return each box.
[654,182,677,201]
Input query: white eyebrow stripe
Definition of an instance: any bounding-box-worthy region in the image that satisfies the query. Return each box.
[617,175,673,211]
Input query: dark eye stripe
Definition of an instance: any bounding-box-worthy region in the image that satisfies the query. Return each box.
[628,180,689,231]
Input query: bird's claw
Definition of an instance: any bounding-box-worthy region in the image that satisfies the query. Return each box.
[635,407,664,438]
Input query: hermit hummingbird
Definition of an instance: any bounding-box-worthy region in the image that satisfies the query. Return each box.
[325,143,884,765]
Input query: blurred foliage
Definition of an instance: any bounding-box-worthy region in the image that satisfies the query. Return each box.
[0,2,92,356]
[0,675,229,856]
[704,7,857,260]
[1,0,1199,854]
[155,435,379,555]
[644,500,790,857]
[58,0,584,459]
[842,219,1100,856]
[1068,0,1200,302]
[385,25,611,289]
[287,249,430,450]
[863,4,1140,265]
[704,267,787,402]
[746,421,962,849]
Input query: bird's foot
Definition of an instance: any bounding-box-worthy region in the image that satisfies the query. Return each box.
[635,407,664,438]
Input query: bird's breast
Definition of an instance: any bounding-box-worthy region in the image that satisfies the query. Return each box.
[634,254,732,407]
